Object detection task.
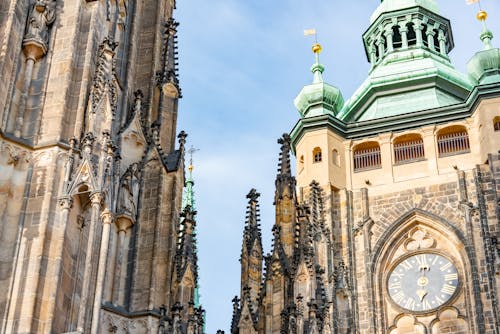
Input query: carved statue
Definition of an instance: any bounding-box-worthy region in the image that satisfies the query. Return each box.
[24,0,56,50]
[118,163,140,217]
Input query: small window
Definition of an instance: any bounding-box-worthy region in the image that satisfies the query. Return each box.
[494,117,500,131]
[394,134,425,164]
[437,126,470,157]
[332,149,340,166]
[313,147,322,163]
[298,155,304,172]
[353,142,381,172]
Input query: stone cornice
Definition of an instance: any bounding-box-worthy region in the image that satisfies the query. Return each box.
[290,83,500,153]
[0,129,72,152]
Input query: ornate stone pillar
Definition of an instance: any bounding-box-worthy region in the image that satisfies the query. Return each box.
[384,27,394,53]
[91,209,114,334]
[413,20,424,47]
[376,35,385,59]
[369,42,377,66]
[426,25,436,51]
[77,192,102,333]
[43,196,73,333]
[399,25,408,49]
[112,215,133,305]
[438,29,447,56]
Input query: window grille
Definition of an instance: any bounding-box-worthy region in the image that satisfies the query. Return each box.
[437,131,470,157]
[394,139,425,164]
[353,146,381,171]
[314,151,322,163]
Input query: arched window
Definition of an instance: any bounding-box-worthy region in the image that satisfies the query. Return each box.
[298,155,305,171]
[332,149,340,166]
[494,117,500,131]
[393,134,425,164]
[437,126,470,157]
[313,147,322,163]
[353,141,381,171]
[392,26,402,49]
[407,23,417,47]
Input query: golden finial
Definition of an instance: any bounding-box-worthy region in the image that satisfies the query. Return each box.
[188,164,194,172]
[477,9,488,21]
[312,43,322,54]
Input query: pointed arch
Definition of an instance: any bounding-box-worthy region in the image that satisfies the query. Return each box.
[371,208,468,270]
[294,261,313,302]
[371,208,478,331]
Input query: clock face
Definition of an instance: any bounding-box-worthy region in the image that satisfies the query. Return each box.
[387,253,459,313]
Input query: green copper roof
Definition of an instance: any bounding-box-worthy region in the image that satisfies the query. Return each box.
[371,0,439,23]
[294,53,343,117]
[467,25,500,85]
[336,0,473,122]
[290,2,499,148]
[338,49,473,121]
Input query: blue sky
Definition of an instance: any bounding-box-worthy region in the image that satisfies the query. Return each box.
[175,1,500,332]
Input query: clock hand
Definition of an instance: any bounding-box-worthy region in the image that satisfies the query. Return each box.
[416,265,430,302]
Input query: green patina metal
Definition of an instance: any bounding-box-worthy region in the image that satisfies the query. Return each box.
[293,52,344,117]
[181,167,201,308]
[289,0,500,148]
[372,0,439,23]
[467,23,500,85]
[290,83,500,153]
[338,0,473,122]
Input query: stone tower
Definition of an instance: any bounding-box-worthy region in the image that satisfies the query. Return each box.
[0,0,203,333]
[231,1,500,333]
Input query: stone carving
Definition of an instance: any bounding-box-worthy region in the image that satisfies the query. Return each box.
[404,227,435,251]
[90,37,118,116]
[23,0,56,58]
[389,315,425,334]
[118,163,140,217]
[334,261,350,291]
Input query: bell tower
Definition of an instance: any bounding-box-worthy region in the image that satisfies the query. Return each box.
[232,1,500,333]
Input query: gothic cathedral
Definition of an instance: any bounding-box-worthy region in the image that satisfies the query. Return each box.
[0,0,203,333]
[231,1,500,333]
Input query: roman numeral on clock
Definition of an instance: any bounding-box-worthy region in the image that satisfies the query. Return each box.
[441,284,456,295]
[404,298,416,310]
[388,281,402,290]
[444,273,458,281]
[440,261,452,271]
[392,291,405,304]
[415,254,428,266]
[422,299,431,310]
[401,260,413,270]
[434,296,444,305]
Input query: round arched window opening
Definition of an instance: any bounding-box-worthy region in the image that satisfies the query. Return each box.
[393,134,425,164]
[437,126,470,157]
[353,141,381,171]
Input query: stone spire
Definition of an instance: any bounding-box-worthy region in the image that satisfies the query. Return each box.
[274,133,297,260]
[240,189,263,309]
[275,134,296,203]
